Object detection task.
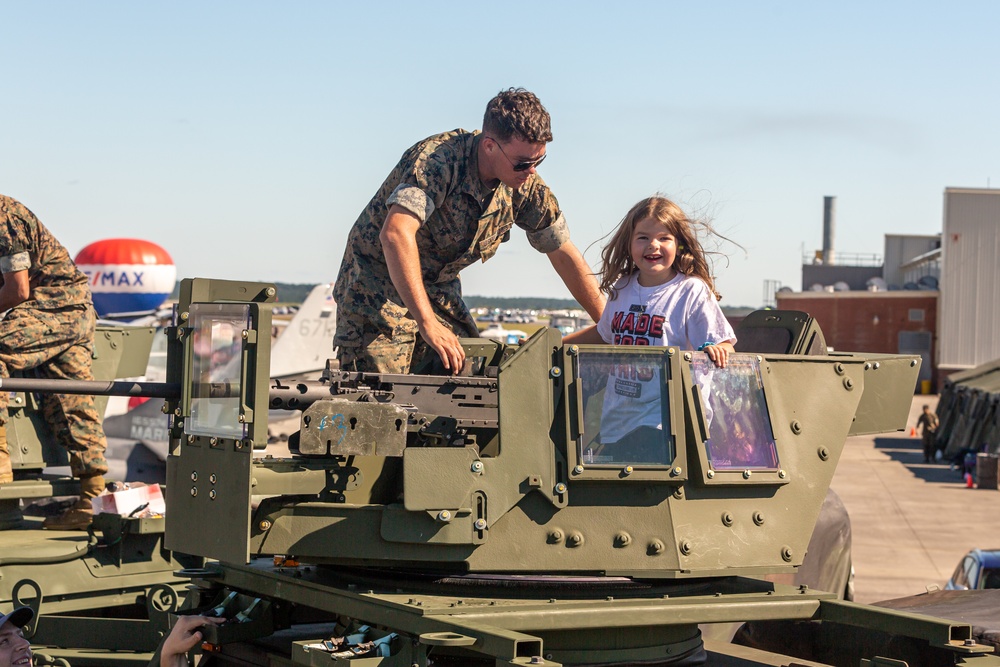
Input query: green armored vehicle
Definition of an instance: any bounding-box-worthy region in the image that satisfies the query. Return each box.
[8,279,996,666]
[119,278,992,667]
[0,325,200,666]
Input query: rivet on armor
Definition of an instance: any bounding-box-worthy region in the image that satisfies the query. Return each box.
[209,490,217,500]
[721,512,734,527]
[190,472,198,482]
[614,532,632,547]
[436,510,452,522]
[474,519,487,531]
[835,362,845,375]
[266,287,276,297]
[683,352,692,361]
[548,529,564,544]
[180,311,189,321]
[790,420,802,434]
[549,367,562,378]
[679,540,692,555]
[873,362,880,370]
[818,447,830,461]
[210,474,217,484]
[864,362,871,371]
[781,546,794,562]
[190,487,198,497]
[671,466,682,476]
[753,511,765,526]
[706,470,715,479]
[843,377,854,390]
[187,435,195,444]
[259,520,272,531]
[743,470,752,479]
[554,483,567,495]
[471,461,484,474]
[648,539,665,555]
[622,465,633,476]
[567,532,584,547]
[573,465,584,475]
[242,330,249,340]
[910,360,917,367]
[210,437,218,446]
[568,345,579,356]
[778,469,786,479]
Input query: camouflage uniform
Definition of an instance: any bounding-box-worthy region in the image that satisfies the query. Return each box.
[0,195,108,478]
[334,129,570,373]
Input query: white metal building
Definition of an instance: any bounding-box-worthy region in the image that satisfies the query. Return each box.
[939,188,1000,374]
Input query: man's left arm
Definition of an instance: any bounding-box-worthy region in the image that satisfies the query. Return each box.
[0,270,30,312]
[546,241,604,322]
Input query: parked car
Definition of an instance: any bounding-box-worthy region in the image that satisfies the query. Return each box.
[945,549,1000,590]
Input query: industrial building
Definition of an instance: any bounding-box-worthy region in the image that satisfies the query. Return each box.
[774,190,1000,392]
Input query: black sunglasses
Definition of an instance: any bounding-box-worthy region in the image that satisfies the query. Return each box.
[489,137,546,172]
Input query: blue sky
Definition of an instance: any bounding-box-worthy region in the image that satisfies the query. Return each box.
[3,2,997,307]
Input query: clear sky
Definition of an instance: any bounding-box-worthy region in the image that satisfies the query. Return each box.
[3,2,997,307]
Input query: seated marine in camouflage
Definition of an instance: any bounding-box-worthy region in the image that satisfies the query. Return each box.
[0,194,109,530]
[333,88,605,374]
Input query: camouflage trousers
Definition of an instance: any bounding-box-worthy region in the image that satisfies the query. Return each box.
[337,313,480,375]
[0,305,108,478]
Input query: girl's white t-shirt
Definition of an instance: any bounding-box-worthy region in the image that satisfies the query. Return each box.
[596,272,735,348]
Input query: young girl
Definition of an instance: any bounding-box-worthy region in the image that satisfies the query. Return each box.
[564,195,736,364]
[566,196,736,464]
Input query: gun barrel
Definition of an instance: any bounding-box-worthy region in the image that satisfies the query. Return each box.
[0,378,182,399]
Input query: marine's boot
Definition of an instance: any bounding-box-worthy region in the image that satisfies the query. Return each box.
[0,425,13,484]
[43,474,106,531]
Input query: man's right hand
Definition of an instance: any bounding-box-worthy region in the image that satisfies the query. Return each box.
[419,319,465,374]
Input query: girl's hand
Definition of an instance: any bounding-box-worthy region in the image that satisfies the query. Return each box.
[703,342,734,368]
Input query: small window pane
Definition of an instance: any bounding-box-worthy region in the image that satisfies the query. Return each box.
[575,349,673,467]
[908,308,925,322]
[690,355,779,471]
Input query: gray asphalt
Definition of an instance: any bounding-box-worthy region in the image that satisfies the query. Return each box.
[831,395,1000,604]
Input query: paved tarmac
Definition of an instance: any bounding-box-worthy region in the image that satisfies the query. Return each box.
[831,394,1000,604]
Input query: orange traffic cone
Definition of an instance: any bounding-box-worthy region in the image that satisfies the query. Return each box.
[910,426,916,437]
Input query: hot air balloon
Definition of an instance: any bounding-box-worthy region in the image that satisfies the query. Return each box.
[74,239,177,317]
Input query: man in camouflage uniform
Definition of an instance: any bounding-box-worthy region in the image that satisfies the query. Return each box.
[0,194,109,530]
[334,88,604,374]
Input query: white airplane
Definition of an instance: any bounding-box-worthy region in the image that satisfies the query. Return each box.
[479,322,529,345]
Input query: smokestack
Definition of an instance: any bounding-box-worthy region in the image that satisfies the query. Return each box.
[822,196,836,265]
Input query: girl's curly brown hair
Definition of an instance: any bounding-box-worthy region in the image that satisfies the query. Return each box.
[599,196,728,301]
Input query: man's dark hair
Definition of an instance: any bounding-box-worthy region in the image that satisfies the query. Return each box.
[483,88,553,143]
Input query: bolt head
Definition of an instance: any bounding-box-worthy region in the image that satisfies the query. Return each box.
[474,519,487,530]
[573,464,584,475]
[555,483,567,494]
[623,465,633,476]
[437,510,452,522]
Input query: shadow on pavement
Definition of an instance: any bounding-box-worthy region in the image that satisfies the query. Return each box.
[873,437,966,485]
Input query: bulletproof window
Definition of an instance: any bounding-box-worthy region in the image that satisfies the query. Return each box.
[909,308,925,322]
[690,354,779,471]
[574,349,673,467]
[188,303,251,439]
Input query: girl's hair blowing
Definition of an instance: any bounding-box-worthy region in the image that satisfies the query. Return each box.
[599,196,724,300]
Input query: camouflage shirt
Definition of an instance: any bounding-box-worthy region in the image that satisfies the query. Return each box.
[333,129,570,347]
[0,195,92,310]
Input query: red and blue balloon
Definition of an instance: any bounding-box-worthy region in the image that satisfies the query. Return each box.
[74,239,176,317]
